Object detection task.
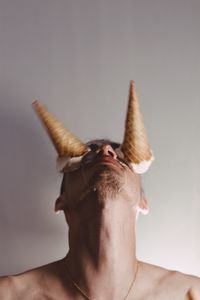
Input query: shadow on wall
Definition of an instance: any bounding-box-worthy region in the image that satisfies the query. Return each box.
[0,103,66,274]
[0,106,51,229]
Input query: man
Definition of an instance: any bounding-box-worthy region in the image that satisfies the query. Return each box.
[0,82,200,299]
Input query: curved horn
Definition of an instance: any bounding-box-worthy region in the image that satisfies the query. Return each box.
[121,81,153,167]
[32,100,88,157]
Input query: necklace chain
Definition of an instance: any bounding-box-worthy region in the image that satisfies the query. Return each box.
[65,260,139,300]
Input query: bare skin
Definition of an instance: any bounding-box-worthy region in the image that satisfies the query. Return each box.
[1,142,200,299]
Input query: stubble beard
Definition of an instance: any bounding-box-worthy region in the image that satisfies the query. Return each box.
[89,165,125,201]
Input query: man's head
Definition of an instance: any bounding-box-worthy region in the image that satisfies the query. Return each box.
[55,139,148,224]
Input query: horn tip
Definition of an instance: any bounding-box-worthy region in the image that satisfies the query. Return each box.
[32,100,41,108]
[32,99,39,105]
[32,100,46,113]
[129,80,136,100]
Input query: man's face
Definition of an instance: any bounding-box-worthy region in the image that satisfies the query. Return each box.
[59,140,141,216]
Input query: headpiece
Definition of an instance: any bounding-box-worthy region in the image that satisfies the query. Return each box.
[32,81,154,174]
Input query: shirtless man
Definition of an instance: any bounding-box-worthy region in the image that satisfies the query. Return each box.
[0,82,200,299]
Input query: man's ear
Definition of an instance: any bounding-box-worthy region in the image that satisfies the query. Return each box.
[137,196,149,215]
[55,195,65,214]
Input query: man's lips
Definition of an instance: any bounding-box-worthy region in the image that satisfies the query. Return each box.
[81,155,124,170]
[97,156,121,167]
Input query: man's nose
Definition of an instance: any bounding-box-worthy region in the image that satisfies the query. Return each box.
[96,144,117,159]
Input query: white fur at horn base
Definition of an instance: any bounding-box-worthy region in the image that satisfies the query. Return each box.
[56,156,83,172]
[131,155,155,174]
[56,150,154,174]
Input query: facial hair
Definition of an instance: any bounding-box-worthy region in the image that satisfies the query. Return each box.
[88,164,125,200]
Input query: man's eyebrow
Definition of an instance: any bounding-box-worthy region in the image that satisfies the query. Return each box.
[88,143,99,150]
[110,142,120,149]
[88,142,120,150]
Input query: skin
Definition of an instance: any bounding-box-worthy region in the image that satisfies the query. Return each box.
[0,141,200,299]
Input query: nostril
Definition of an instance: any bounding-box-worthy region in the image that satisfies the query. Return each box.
[98,150,103,155]
[108,150,115,157]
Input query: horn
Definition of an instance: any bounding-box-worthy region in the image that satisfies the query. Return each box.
[32,100,88,157]
[121,81,153,168]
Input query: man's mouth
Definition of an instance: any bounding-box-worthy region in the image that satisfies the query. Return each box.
[97,156,122,167]
[81,155,126,170]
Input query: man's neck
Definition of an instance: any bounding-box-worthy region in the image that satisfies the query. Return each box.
[64,197,138,299]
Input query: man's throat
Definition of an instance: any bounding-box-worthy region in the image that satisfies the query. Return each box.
[68,208,136,267]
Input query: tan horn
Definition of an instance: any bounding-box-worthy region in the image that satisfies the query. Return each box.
[121,81,153,164]
[32,100,88,157]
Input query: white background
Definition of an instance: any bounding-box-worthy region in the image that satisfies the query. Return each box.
[0,0,200,276]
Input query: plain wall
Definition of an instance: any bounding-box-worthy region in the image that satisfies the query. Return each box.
[0,0,200,276]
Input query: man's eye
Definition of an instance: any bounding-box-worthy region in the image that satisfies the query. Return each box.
[89,144,99,151]
[111,143,120,150]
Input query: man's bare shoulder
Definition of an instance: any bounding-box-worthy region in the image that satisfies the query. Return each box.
[138,261,200,299]
[0,259,67,300]
[171,271,200,299]
[0,276,18,300]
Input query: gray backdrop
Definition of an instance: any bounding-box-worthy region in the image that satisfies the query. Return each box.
[0,0,200,276]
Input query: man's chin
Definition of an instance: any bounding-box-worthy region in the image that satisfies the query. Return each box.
[89,166,125,200]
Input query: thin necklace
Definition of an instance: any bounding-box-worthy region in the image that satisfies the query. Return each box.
[65,260,139,300]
